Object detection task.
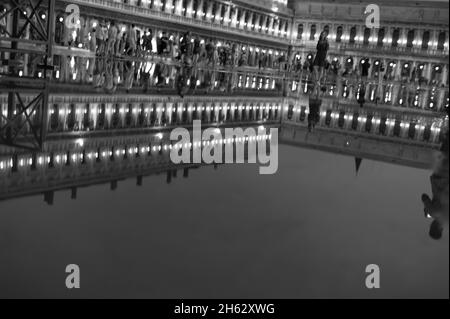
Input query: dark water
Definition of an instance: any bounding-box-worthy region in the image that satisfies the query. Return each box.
[0,144,448,298]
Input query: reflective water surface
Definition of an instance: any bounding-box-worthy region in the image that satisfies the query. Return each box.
[0,143,448,298]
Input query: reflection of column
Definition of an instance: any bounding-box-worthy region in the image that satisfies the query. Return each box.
[156,102,164,125]
[355,25,363,44]
[175,0,183,15]
[206,1,214,22]
[425,62,433,81]
[268,17,274,35]
[247,12,254,30]
[238,10,246,29]
[273,19,280,37]
[442,65,448,86]
[415,29,422,48]
[252,14,259,32]
[430,30,438,50]
[261,15,268,33]
[399,28,407,47]
[370,28,376,46]
[153,0,162,11]
[214,3,222,24]
[342,25,350,43]
[391,84,400,105]
[186,0,194,18]
[395,59,402,79]
[436,89,445,111]
[286,21,292,39]
[386,27,393,46]
[231,7,238,28]
[165,0,174,13]
[280,20,286,38]
[223,4,231,26]
[195,0,204,19]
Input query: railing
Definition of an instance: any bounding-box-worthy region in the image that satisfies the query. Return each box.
[294,39,449,60]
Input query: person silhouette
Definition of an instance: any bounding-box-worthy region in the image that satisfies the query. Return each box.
[313,31,329,88]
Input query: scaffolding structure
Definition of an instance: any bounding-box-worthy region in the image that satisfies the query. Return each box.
[0,0,55,150]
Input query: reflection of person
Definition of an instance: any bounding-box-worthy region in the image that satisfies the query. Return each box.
[422,129,449,240]
[313,31,329,86]
[106,21,117,55]
[307,88,322,132]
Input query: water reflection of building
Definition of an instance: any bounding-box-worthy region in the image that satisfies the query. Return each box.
[0,0,449,201]
[0,124,275,202]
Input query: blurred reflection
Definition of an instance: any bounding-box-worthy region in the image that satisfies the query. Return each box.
[422,129,449,240]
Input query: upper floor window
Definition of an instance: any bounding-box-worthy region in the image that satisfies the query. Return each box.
[297,24,303,40]
[392,28,400,47]
[422,31,430,50]
[349,26,357,44]
[336,26,343,42]
[377,28,385,47]
[406,29,415,48]
[202,0,208,19]
[310,24,316,41]
[220,4,227,24]
[437,31,446,51]
[244,11,250,26]
[236,8,242,23]
[182,0,188,16]
[363,27,371,45]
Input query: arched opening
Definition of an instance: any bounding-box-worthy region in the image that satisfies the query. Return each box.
[297,24,303,40]
[437,31,446,51]
[363,27,371,45]
[406,29,415,48]
[336,26,343,42]
[310,24,316,41]
[349,26,357,44]
[392,28,400,47]
[422,31,430,50]
[377,28,385,47]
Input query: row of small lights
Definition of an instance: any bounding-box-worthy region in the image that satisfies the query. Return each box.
[49,105,282,116]
[0,134,272,172]
[3,105,281,124]
[299,29,448,49]
[283,108,443,132]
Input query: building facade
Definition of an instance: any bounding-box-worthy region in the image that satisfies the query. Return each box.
[0,0,448,201]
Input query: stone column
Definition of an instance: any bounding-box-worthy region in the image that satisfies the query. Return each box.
[246,12,254,30]
[153,0,162,11]
[205,1,213,22]
[280,20,286,38]
[223,4,231,26]
[195,0,204,19]
[261,15,268,34]
[165,0,174,13]
[214,3,222,24]
[273,19,279,36]
[239,10,246,29]
[186,0,194,18]
[231,7,238,28]
[174,0,183,15]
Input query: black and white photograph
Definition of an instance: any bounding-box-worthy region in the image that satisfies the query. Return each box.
[0,0,448,304]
